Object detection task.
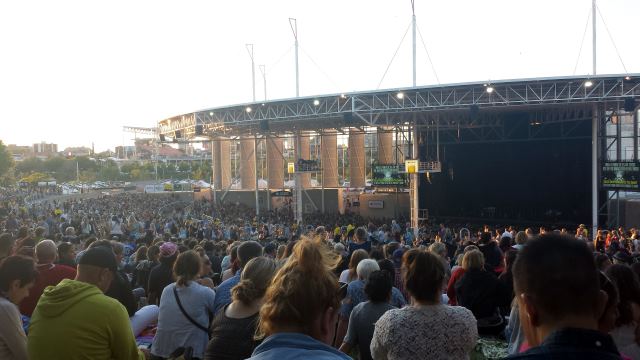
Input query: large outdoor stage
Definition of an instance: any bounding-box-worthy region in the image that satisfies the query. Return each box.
[156,74,640,230]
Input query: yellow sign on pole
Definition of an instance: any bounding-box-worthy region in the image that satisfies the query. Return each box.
[287,162,295,174]
[405,159,418,174]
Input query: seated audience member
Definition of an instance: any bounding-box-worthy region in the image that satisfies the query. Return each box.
[248,238,351,360]
[148,242,178,305]
[428,241,452,281]
[598,272,620,335]
[447,245,479,306]
[19,240,76,317]
[56,242,76,268]
[512,231,528,251]
[375,259,409,307]
[338,249,369,284]
[27,247,146,360]
[87,240,138,316]
[606,264,640,358]
[221,244,240,282]
[151,251,216,360]
[134,244,159,291]
[0,256,37,360]
[347,227,371,257]
[205,257,278,360]
[455,249,511,334]
[478,231,503,273]
[0,233,15,262]
[371,249,477,360]
[508,233,622,359]
[596,253,613,272]
[212,241,262,314]
[498,250,518,305]
[340,270,395,360]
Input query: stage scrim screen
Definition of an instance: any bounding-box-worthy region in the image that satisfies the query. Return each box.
[371,164,406,187]
[601,162,640,190]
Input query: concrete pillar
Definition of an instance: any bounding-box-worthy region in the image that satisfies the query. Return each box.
[211,140,222,190]
[267,136,284,189]
[219,139,232,189]
[377,127,395,164]
[349,128,366,188]
[240,137,256,190]
[321,130,339,187]
[297,133,311,188]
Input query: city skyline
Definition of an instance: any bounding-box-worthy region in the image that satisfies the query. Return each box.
[1,0,639,152]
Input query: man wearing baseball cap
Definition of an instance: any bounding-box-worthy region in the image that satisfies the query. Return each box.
[28,246,147,360]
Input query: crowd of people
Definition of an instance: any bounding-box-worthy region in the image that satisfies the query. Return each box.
[1,188,640,359]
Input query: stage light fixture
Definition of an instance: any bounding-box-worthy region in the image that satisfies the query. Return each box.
[486,86,494,93]
[340,94,347,99]
[245,106,252,113]
[625,76,631,81]
[396,92,404,99]
[209,112,213,116]
[584,80,593,87]
[313,99,320,106]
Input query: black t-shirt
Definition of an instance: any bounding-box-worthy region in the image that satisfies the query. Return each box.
[205,304,260,360]
[148,263,174,304]
[105,269,137,317]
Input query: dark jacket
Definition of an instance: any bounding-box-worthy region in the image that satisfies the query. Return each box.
[507,328,622,359]
[479,241,503,273]
[455,268,510,319]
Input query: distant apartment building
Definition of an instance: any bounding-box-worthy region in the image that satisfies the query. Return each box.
[33,142,58,157]
[7,144,33,161]
[63,147,92,157]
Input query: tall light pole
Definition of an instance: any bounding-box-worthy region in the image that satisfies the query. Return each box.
[592,0,597,76]
[411,0,416,86]
[591,0,598,239]
[246,44,256,102]
[259,64,267,101]
[289,18,299,97]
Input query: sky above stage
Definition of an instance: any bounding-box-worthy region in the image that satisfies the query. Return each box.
[1,0,639,152]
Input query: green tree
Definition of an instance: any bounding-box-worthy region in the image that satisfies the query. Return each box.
[0,141,15,184]
[98,165,121,181]
[15,157,43,175]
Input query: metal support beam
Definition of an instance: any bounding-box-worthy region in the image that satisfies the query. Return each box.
[592,104,598,239]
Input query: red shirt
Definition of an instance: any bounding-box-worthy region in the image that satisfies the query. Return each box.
[20,263,76,316]
[447,267,466,305]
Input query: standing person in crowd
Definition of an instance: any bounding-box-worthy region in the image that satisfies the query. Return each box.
[605,264,640,358]
[205,257,278,360]
[338,249,369,284]
[151,251,216,360]
[19,239,76,317]
[508,234,622,359]
[212,241,263,315]
[148,242,178,305]
[0,233,15,262]
[248,238,350,360]
[56,242,76,268]
[27,246,147,360]
[371,249,477,360]
[0,256,37,360]
[455,249,510,334]
[340,270,395,360]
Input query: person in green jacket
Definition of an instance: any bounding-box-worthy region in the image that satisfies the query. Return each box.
[28,246,148,360]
